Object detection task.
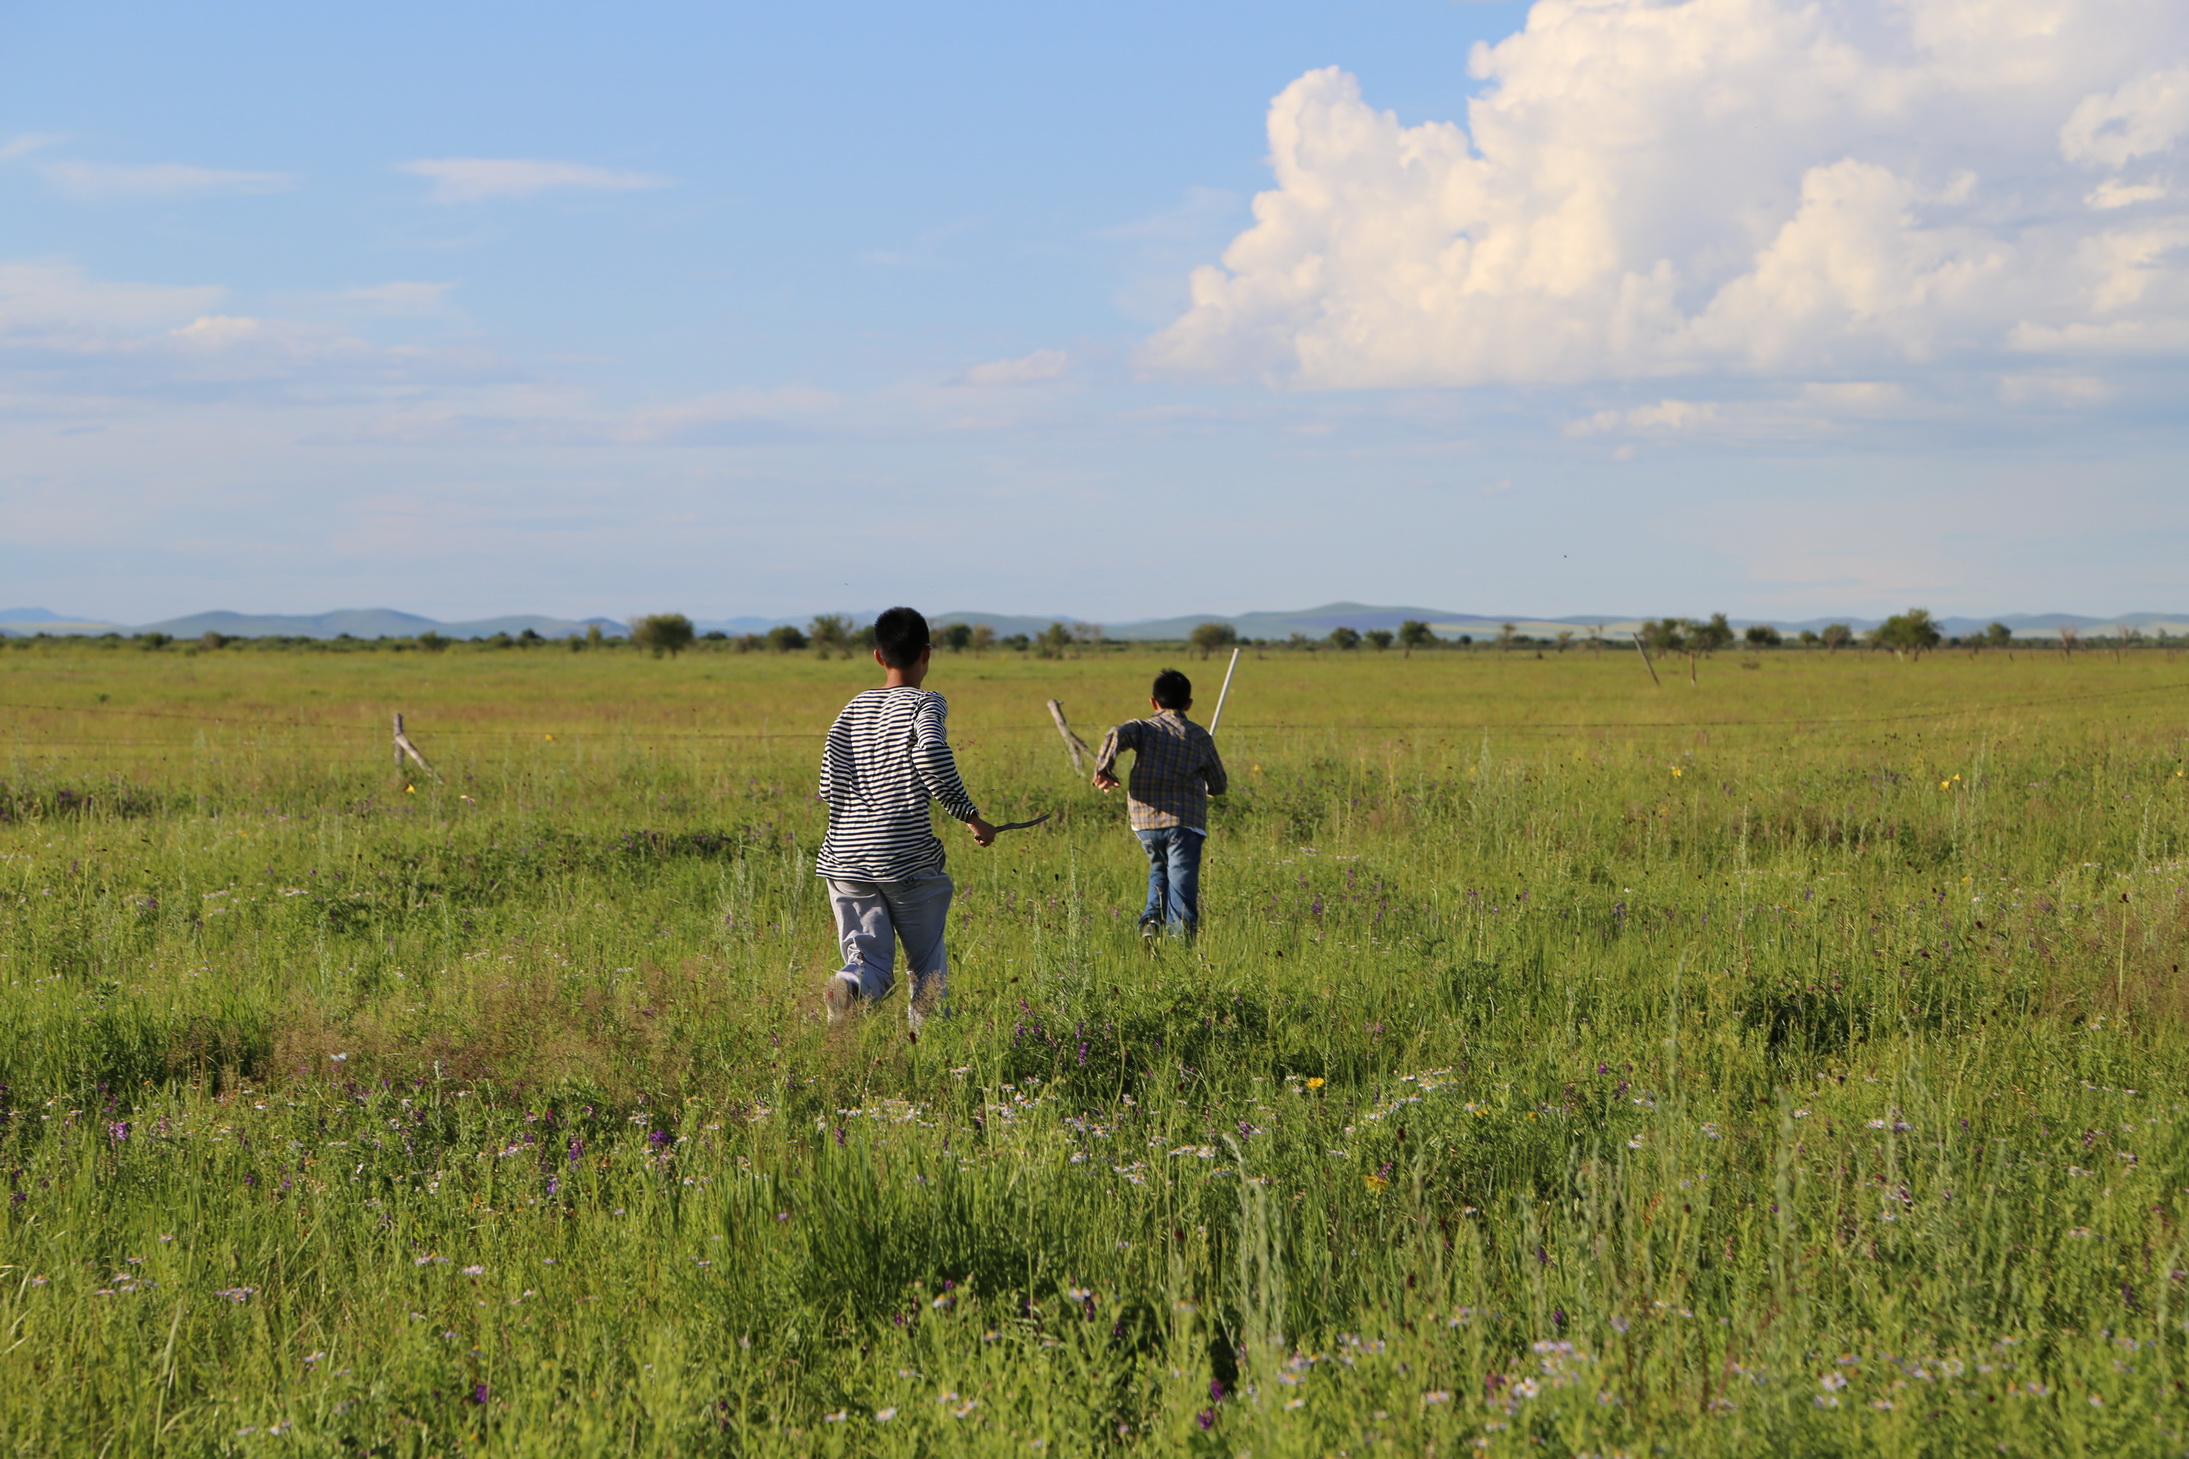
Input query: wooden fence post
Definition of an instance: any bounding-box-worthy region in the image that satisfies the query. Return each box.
[393,712,441,781]
[1045,700,1090,776]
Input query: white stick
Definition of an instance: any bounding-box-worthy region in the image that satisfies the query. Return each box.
[1208,646,1241,735]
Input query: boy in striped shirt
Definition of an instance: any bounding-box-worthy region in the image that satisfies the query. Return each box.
[1093,668,1228,938]
[817,606,998,1027]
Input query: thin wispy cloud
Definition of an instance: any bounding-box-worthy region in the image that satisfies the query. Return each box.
[0,261,225,333]
[397,158,674,203]
[1103,187,1245,322]
[961,349,1071,386]
[316,282,458,318]
[0,133,63,164]
[863,218,981,270]
[0,260,518,404]
[41,160,295,200]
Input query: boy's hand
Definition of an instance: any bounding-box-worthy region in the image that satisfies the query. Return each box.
[1092,772,1120,792]
[967,815,998,847]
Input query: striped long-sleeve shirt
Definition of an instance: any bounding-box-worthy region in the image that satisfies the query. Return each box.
[1094,709,1227,832]
[814,687,982,882]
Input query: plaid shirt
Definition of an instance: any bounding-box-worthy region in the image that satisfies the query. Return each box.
[1094,709,1228,831]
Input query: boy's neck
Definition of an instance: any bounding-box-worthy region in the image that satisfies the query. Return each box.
[875,644,933,689]
[879,651,932,695]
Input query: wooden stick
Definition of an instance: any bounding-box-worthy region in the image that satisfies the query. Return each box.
[1044,699,1089,776]
[393,712,442,781]
[1629,633,1661,687]
[1208,647,1241,735]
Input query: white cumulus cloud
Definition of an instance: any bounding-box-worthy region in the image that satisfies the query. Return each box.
[2059,63,2189,168]
[961,349,1071,386]
[1144,0,2189,392]
[398,158,674,203]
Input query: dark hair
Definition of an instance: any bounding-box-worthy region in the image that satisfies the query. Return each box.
[872,607,931,669]
[1152,668,1192,709]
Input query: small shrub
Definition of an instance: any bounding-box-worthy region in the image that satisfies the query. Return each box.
[1189,622,1238,659]
[633,613,696,658]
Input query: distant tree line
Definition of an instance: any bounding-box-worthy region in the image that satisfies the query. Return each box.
[6,608,2168,660]
[1152,607,2167,669]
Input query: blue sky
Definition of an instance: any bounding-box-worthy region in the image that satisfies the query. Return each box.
[4,0,2187,625]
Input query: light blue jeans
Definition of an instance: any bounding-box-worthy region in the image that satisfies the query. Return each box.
[826,871,954,1022]
[1136,827,1204,934]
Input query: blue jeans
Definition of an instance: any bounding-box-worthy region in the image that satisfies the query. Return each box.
[1136,827,1204,933]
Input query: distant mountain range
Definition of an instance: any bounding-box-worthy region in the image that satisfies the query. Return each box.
[0,608,627,641]
[5,602,2186,643]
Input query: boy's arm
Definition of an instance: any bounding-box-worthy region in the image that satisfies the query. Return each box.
[816,716,841,803]
[913,696,997,845]
[1201,734,1230,797]
[1092,721,1137,792]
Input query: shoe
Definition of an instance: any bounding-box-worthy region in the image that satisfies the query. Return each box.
[822,977,859,1026]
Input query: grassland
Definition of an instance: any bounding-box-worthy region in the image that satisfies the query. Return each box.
[2,639,2187,1456]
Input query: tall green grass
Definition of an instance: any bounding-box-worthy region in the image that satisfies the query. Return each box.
[2,643,2187,1455]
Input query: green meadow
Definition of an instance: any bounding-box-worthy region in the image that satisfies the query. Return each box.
[3,639,2187,1456]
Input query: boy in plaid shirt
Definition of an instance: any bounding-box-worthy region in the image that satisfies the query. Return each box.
[1092,668,1228,937]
